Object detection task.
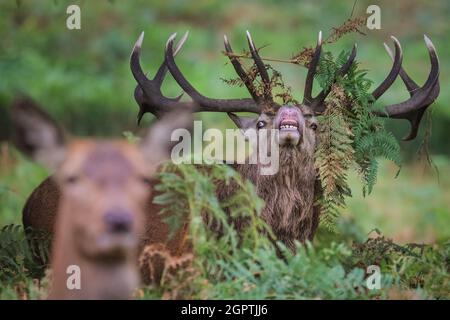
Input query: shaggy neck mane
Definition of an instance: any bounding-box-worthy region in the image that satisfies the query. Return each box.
[229,146,318,249]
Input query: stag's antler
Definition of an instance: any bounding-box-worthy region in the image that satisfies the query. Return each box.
[222,32,274,109]
[372,35,440,140]
[166,31,356,116]
[303,31,357,113]
[131,31,439,141]
[303,32,440,140]
[164,31,270,114]
[130,31,196,124]
[133,31,349,120]
[132,31,355,120]
[131,31,263,123]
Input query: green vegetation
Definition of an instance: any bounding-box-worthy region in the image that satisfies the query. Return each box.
[314,49,402,229]
[151,164,448,299]
[1,161,448,299]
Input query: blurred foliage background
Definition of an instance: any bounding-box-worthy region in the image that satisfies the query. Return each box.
[0,0,449,299]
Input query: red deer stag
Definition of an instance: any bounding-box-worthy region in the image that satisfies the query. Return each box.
[11,97,191,298]
[131,31,440,250]
[20,30,440,270]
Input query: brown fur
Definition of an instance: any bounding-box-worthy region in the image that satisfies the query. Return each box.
[46,141,150,299]
[25,146,318,259]
[23,106,321,284]
[11,97,191,297]
[222,104,320,250]
[243,147,317,248]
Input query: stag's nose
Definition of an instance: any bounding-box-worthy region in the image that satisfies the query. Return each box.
[279,106,298,117]
[104,209,133,233]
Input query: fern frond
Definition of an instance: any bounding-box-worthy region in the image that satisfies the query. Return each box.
[314,49,402,229]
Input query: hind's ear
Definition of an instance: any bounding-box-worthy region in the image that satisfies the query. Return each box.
[11,96,66,170]
[140,110,193,166]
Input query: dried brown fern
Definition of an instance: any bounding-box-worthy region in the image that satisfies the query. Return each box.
[139,244,199,299]
[325,17,367,44]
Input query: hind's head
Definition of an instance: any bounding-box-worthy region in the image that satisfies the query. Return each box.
[11,96,191,262]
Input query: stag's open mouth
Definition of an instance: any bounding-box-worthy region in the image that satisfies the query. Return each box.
[278,118,301,146]
[279,119,299,131]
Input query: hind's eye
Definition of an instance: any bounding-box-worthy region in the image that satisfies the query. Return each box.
[310,123,318,131]
[140,176,153,186]
[257,121,266,129]
[65,175,79,184]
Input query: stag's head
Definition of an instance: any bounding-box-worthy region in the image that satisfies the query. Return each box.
[11,97,191,262]
[130,30,439,167]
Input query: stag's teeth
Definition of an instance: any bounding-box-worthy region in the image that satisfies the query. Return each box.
[280,125,298,130]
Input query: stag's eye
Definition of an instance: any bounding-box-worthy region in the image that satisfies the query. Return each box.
[310,123,318,131]
[256,121,266,129]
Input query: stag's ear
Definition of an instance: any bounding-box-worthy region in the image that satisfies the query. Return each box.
[228,113,258,131]
[140,111,193,166]
[11,96,66,170]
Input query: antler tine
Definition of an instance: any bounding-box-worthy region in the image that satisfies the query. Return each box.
[164,34,260,114]
[130,31,195,124]
[383,41,418,94]
[303,31,323,105]
[130,32,151,90]
[245,30,272,101]
[223,35,262,103]
[374,35,440,140]
[372,36,403,100]
[309,43,357,113]
[153,31,189,87]
[134,85,146,125]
